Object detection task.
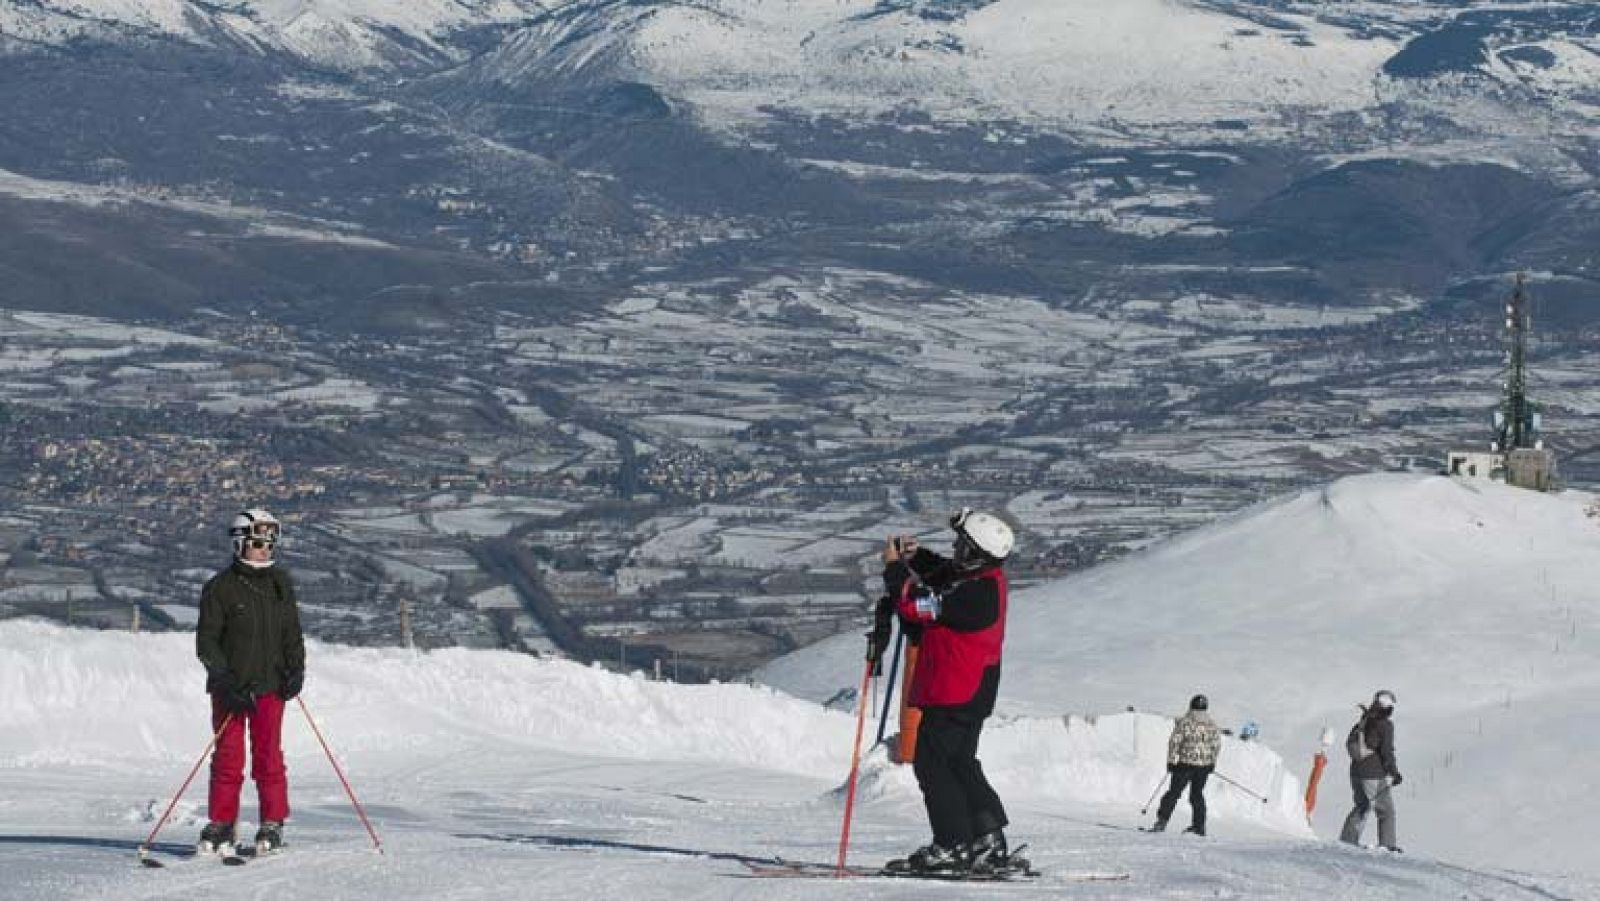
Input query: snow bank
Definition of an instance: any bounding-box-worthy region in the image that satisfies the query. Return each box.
[0,618,1309,838]
[959,712,1307,836]
[0,621,849,779]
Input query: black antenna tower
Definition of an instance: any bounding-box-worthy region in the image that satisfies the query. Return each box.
[1493,274,1537,452]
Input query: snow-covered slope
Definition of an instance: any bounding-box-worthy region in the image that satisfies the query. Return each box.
[3,615,1595,900]
[760,473,1600,878]
[0,618,1305,830]
[627,0,1395,133]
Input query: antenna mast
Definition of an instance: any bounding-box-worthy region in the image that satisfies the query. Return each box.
[1494,274,1536,452]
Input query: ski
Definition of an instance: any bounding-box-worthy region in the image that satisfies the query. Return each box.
[139,848,238,869]
[226,844,289,866]
[136,842,206,869]
[215,845,290,866]
[739,859,1127,883]
[139,845,283,868]
[741,861,1031,882]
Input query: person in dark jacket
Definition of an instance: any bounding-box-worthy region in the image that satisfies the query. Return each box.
[882,508,1016,875]
[1340,690,1402,852]
[1151,694,1223,835]
[194,508,306,857]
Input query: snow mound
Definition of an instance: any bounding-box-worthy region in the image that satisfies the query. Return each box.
[0,620,849,777]
[0,616,1310,837]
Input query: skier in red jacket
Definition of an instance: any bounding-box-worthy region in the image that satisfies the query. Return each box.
[883,508,1016,875]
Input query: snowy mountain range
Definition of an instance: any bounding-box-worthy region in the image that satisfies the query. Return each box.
[1,0,1595,329]
[8,1,1599,147]
[3,473,1598,900]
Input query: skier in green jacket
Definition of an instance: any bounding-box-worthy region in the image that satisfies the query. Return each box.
[195,508,305,858]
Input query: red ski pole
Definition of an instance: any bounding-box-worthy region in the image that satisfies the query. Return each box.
[297,697,384,854]
[835,657,874,876]
[138,712,233,867]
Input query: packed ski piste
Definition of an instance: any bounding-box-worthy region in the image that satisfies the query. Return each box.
[5,474,1600,900]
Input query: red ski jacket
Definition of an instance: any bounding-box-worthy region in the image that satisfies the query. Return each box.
[897,566,1007,709]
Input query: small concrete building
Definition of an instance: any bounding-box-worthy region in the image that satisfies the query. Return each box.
[1445,451,1502,481]
[1505,447,1558,492]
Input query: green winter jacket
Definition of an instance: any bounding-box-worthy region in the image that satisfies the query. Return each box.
[196,560,306,696]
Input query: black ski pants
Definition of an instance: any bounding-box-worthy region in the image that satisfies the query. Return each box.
[913,707,1009,848]
[1156,763,1212,830]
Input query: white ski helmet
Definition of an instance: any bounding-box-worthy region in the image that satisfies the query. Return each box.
[950,507,1014,561]
[229,508,282,558]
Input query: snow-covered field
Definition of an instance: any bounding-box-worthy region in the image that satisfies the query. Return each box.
[3,474,1599,899]
[0,168,394,250]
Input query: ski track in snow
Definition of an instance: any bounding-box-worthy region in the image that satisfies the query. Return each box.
[4,760,1592,901]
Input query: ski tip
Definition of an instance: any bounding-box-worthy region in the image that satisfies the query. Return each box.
[222,856,248,866]
[139,857,165,869]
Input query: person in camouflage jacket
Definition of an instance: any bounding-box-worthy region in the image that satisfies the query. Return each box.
[1152,694,1223,836]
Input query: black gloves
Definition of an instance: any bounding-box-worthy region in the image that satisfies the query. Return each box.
[279,668,305,702]
[1390,773,1403,787]
[212,670,256,715]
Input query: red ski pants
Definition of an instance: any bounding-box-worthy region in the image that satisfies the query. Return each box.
[208,693,290,824]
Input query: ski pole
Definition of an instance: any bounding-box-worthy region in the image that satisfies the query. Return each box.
[297,697,384,854]
[1212,770,1269,804]
[872,627,904,748]
[1140,773,1169,815]
[870,656,879,718]
[138,712,233,866]
[835,657,874,876]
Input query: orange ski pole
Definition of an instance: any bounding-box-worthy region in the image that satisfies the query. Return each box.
[138,713,233,867]
[835,656,875,876]
[298,698,384,854]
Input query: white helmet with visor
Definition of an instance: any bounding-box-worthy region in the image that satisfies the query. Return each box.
[229,508,282,561]
[949,507,1015,562]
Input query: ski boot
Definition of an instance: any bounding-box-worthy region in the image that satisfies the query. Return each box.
[885,842,971,875]
[1184,823,1206,837]
[1148,818,1168,833]
[197,821,236,857]
[967,830,1010,874]
[254,821,285,856]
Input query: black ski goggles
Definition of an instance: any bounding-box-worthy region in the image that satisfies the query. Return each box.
[952,533,977,559]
